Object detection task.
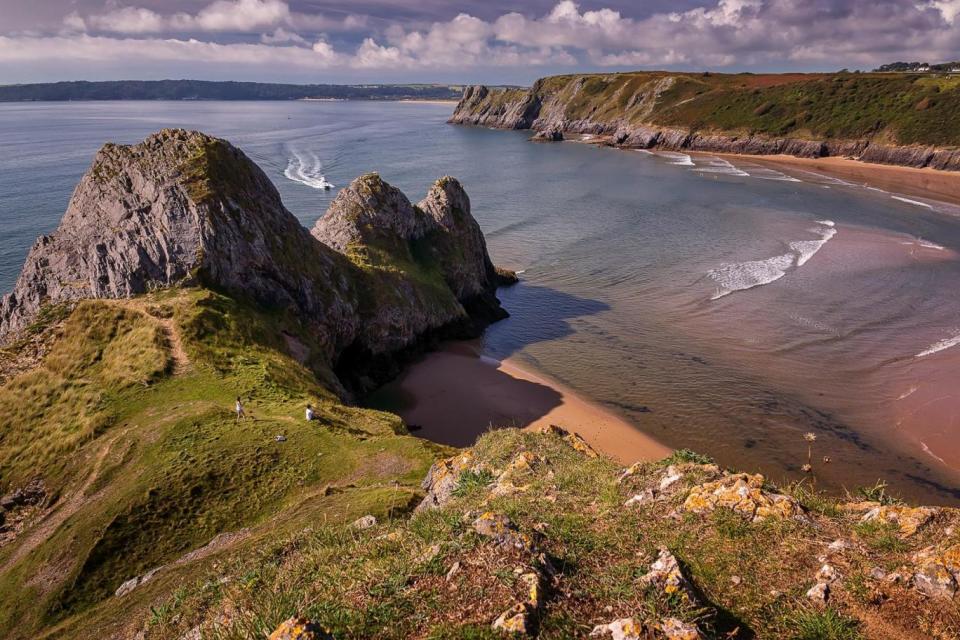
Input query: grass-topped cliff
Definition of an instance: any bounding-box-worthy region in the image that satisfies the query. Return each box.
[0,130,957,639]
[450,72,960,169]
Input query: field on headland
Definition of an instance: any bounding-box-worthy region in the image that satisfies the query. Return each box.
[451,70,960,171]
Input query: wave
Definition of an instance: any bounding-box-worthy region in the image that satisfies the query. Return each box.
[896,386,918,400]
[892,195,934,209]
[919,240,946,251]
[790,225,836,266]
[749,167,802,182]
[708,220,836,299]
[657,152,695,166]
[284,149,334,190]
[694,157,750,177]
[915,332,960,357]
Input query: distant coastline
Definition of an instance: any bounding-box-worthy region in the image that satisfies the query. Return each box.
[0,79,465,102]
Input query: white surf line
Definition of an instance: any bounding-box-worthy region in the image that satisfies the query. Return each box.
[892,195,934,209]
[708,220,836,299]
[915,332,960,358]
[920,441,948,465]
[897,385,919,400]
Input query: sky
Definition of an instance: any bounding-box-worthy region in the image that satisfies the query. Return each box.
[1,0,959,85]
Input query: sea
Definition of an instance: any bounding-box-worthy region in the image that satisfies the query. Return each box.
[2,100,959,504]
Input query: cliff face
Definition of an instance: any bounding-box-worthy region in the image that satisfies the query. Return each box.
[449,72,960,170]
[0,130,507,375]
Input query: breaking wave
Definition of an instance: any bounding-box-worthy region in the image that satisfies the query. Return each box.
[284,150,334,190]
[694,157,750,177]
[892,195,933,209]
[708,220,836,299]
[657,152,695,166]
[916,332,960,357]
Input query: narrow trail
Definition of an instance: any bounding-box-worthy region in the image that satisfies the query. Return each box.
[0,433,121,575]
[157,316,190,375]
[112,299,190,374]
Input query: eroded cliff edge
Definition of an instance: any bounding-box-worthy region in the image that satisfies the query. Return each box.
[450,73,960,170]
[0,129,513,391]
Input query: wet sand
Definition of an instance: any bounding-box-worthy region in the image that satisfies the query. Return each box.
[365,342,672,465]
[720,153,960,207]
[398,99,460,105]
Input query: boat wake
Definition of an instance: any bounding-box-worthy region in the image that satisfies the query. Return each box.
[284,150,334,190]
[708,220,837,299]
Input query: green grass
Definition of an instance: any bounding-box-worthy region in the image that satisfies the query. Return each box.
[853,520,908,553]
[0,287,443,640]
[488,71,960,147]
[787,608,863,640]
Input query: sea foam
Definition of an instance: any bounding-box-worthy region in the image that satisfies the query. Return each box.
[892,195,933,209]
[658,152,695,166]
[694,157,750,177]
[915,332,960,357]
[708,220,836,299]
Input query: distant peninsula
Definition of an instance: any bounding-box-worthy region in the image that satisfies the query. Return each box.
[0,79,465,102]
[451,70,960,171]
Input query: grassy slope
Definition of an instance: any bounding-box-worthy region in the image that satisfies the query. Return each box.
[0,288,448,640]
[530,72,960,146]
[141,430,960,640]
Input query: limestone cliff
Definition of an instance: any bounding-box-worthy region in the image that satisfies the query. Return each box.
[450,72,960,171]
[0,129,508,380]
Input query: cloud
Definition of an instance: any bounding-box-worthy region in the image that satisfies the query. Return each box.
[260,27,308,45]
[5,0,960,81]
[74,0,361,35]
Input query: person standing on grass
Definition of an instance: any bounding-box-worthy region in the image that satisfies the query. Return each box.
[306,404,315,421]
[235,396,246,422]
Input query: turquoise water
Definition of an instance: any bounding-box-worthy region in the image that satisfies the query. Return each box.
[2,101,960,503]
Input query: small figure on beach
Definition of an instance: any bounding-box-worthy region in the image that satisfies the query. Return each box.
[235,396,246,422]
[306,404,315,421]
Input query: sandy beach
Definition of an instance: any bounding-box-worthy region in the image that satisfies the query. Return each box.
[365,342,672,465]
[717,153,960,206]
[398,99,460,105]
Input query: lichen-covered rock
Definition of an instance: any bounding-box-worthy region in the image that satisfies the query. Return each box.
[640,548,694,601]
[682,473,804,522]
[268,616,333,640]
[473,512,539,555]
[415,450,479,512]
[536,424,598,458]
[660,617,702,640]
[590,617,646,639]
[492,603,529,634]
[844,502,938,537]
[351,515,377,530]
[912,543,960,599]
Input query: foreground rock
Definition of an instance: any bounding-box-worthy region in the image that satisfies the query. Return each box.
[682,473,805,522]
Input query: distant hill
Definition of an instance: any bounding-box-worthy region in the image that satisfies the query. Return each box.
[0,79,463,102]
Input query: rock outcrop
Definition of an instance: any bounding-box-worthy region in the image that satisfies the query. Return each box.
[449,74,960,172]
[0,130,510,390]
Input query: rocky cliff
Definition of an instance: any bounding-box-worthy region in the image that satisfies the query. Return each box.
[450,72,960,171]
[0,129,510,387]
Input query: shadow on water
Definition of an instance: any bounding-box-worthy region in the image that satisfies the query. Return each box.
[363,283,611,447]
[481,282,612,361]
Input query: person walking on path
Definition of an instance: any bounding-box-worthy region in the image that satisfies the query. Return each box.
[235,396,246,422]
